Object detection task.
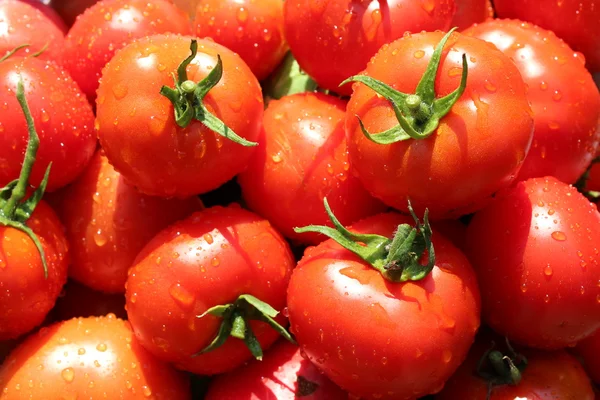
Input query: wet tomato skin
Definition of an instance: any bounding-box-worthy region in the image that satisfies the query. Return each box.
[451,0,493,30]
[17,0,68,33]
[0,315,191,400]
[126,205,295,375]
[96,34,263,198]
[0,201,69,341]
[194,0,287,81]
[287,212,481,400]
[64,0,191,102]
[238,92,386,245]
[465,19,600,184]
[52,150,202,293]
[466,177,600,349]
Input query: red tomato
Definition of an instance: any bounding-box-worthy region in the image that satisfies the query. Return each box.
[206,340,348,399]
[52,150,202,293]
[17,0,68,33]
[96,34,263,198]
[238,92,385,245]
[53,281,127,321]
[287,212,481,400]
[0,201,68,340]
[0,1,65,64]
[466,177,600,349]
[465,19,600,184]
[451,0,493,30]
[575,330,600,384]
[587,152,600,193]
[438,340,595,399]
[63,0,191,102]
[194,0,287,81]
[284,0,456,95]
[0,57,96,192]
[0,315,191,399]
[494,0,600,72]
[51,0,100,27]
[126,205,295,375]
[345,31,534,219]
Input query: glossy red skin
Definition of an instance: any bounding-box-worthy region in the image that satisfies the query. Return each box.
[287,212,481,400]
[64,0,191,102]
[0,315,191,399]
[0,58,96,192]
[126,205,295,375]
[0,201,68,340]
[438,343,595,399]
[53,281,127,321]
[575,330,600,384]
[206,340,348,400]
[53,150,202,293]
[451,0,492,30]
[0,1,65,64]
[97,35,263,198]
[51,0,99,26]
[195,0,287,81]
[17,0,68,33]
[238,92,386,245]
[465,19,600,184]
[346,31,534,219]
[466,177,600,349]
[284,0,455,95]
[494,0,600,73]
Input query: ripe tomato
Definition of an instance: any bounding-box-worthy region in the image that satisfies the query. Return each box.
[51,0,100,26]
[126,205,295,375]
[0,57,96,192]
[575,329,600,384]
[238,92,385,245]
[53,281,127,321]
[466,177,600,349]
[0,201,68,340]
[494,0,600,73]
[52,150,202,293]
[17,0,68,33]
[465,19,600,184]
[0,1,65,64]
[287,211,481,400]
[194,0,287,81]
[451,0,493,30]
[587,152,600,193]
[205,340,348,399]
[284,0,455,95]
[96,34,263,198]
[345,31,534,219]
[0,315,191,399]
[438,339,595,399]
[63,0,191,102]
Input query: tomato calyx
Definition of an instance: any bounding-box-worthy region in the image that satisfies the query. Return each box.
[574,156,600,201]
[0,77,52,278]
[295,198,435,282]
[296,376,319,397]
[341,28,468,144]
[476,339,528,400]
[195,294,295,360]
[159,40,258,147]
[263,52,318,102]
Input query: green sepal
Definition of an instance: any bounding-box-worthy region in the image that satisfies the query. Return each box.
[159,40,258,147]
[263,52,318,102]
[294,198,435,282]
[476,338,528,400]
[194,294,295,360]
[342,28,468,145]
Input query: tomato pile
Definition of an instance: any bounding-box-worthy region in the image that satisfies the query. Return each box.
[0,0,599,399]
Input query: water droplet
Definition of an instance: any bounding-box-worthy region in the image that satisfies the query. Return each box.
[142,386,152,397]
[413,50,425,59]
[551,231,567,241]
[236,7,248,22]
[544,264,553,277]
[271,153,282,163]
[61,368,75,383]
[169,283,195,309]
[448,67,462,77]
[442,350,453,363]
[484,81,497,92]
[548,209,555,215]
[94,229,107,247]
[580,286,585,295]
[520,282,528,293]
[548,121,560,130]
[104,12,112,21]
[552,90,562,101]
[111,83,128,100]
[78,348,86,355]
[421,0,436,14]
[539,81,548,90]
[96,343,107,352]
[211,257,220,267]
[381,356,388,365]
[203,233,214,244]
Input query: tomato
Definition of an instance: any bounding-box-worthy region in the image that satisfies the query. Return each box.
[283,0,455,95]
[451,0,492,30]
[494,0,600,73]
[438,339,595,399]
[63,0,191,102]
[464,19,600,184]
[17,0,68,33]
[238,92,385,245]
[52,150,202,293]
[0,315,191,399]
[586,152,600,193]
[194,0,287,81]
[575,329,600,384]
[126,204,295,375]
[51,0,100,27]
[466,177,600,349]
[0,57,96,192]
[287,211,481,400]
[96,34,263,198]
[205,340,348,399]
[0,201,68,340]
[345,30,534,219]
[53,281,127,321]
[0,1,65,64]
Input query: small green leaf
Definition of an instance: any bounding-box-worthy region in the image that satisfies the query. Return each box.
[415,28,458,104]
[263,52,318,100]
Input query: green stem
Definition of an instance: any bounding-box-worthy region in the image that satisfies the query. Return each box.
[0,44,30,63]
